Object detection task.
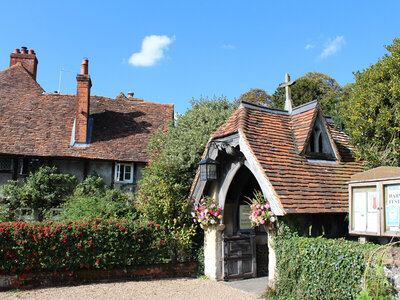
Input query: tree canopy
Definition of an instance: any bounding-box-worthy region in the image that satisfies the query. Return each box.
[341,38,400,168]
[271,72,343,118]
[237,88,272,106]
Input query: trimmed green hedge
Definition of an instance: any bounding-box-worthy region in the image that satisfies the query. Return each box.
[0,219,170,275]
[272,224,384,299]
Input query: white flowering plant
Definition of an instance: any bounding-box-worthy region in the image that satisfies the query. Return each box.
[247,191,276,227]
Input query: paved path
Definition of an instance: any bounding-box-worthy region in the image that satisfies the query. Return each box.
[222,276,268,297]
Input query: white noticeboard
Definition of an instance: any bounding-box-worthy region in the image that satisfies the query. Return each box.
[350,170,400,237]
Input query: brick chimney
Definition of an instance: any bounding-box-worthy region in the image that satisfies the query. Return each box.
[75,59,92,144]
[10,47,39,80]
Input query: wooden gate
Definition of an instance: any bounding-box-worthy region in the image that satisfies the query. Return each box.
[222,235,256,280]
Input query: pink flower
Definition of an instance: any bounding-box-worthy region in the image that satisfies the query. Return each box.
[256,204,261,209]
[210,204,215,208]
[265,204,270,209]
[260,219,265,225]
[193,219,197,223]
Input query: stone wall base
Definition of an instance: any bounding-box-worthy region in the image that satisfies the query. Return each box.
[0,262,197,291]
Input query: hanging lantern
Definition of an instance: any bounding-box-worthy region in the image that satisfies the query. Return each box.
[198,158,219,181]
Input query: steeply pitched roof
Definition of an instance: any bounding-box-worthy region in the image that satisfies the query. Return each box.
[209,101,363,214]
[0,63,174,162]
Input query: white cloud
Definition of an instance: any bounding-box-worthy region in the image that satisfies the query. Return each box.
[129,35,174,67]
[221,44,235,49]
[305,44,314,50]
[319,36,345,59]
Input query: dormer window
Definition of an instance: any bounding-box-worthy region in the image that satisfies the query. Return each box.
[309,125,323,153]
[305,114,336,160]
[115,163,134,183]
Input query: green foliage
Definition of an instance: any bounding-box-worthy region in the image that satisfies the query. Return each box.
[237,88,272,106]
[60,176,137,221]
[135,96,236,260]
[0,219,170,274]
[272,224,392,300]
[358,251,396,299]
[271,72,343,119]
[340,38,400,168]
[0,166,77,221]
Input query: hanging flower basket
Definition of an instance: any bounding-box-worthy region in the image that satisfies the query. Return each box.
[192,196,223,227]
[246,191,277,230]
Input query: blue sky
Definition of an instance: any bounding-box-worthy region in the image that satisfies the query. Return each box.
[1,1,399,114]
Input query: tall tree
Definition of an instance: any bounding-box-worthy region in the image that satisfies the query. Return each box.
[341,38,400,168]
[237,88,272,106]
[271,72,342,118]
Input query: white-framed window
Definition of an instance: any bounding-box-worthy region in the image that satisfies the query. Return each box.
[114,163,134,183]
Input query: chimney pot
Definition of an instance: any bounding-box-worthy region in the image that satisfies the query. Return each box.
[128,92,134,98]
[81,58,89,75]
[10,46,38,80]
[81,59,89,75]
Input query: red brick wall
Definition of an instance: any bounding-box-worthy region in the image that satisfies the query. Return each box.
[0,262,197,291]
[75,74,91,144]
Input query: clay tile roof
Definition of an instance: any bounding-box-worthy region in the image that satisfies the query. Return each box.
[209,101,363,214]
[0,64,174,162]
[291,101,318,153]
[115,92,127,99]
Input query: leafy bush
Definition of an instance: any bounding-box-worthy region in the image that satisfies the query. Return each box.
[135,96,236,261]
[272,224,393,299]
[60,176,137,221]
[0,166,76,221]
[0,219,170,274]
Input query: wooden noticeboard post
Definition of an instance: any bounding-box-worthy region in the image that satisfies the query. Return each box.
[349,167,400,237]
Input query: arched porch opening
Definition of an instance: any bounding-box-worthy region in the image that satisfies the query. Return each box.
[222,165,269,279]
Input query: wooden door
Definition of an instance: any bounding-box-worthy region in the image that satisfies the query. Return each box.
[222,235,256,280]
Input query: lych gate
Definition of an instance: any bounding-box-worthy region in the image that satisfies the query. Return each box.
[190,74,363,284]
[193,135,278,281]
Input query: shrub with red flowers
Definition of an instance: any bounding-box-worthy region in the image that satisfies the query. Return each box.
[192,197,223,226]
[0,219,171,274]
[247,191,276,227]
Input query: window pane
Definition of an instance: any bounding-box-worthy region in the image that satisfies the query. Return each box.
[119,165,124,181]
[0,158,12,171]
[125,165,131,180]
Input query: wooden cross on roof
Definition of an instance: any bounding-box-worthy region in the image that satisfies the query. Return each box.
[279,73,296,114]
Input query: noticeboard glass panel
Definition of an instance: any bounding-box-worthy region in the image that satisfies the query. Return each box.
[384,184,400,232]
[351,186,378,233]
